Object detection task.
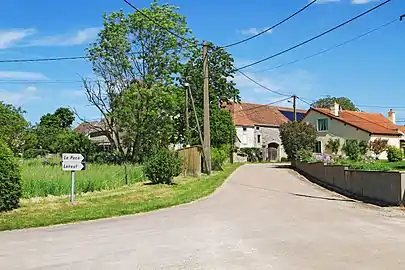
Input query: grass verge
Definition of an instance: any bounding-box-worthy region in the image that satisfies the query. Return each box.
[0,163,241,231]
[21,159,144,198]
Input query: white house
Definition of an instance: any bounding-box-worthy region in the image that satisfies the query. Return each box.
[231,102,306,161]
[302,103,403,159]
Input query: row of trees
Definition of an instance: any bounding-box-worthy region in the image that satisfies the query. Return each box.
[0,102,96,158]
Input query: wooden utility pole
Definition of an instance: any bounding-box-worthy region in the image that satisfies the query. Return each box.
[185,84,189,145]
[203,42,211,175]
[293,95,297,122]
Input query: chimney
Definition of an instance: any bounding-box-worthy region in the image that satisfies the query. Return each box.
[330,102,340,117]
[388,109,396,124]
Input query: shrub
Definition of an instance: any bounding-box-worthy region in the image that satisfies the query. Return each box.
[239,147,262,162]
[280,157,290,162]
[368,138,388,158]
[143,148,182,184]
[325,138,340,155]
[279,122,316,160]
[0,140,22,212]
[297,149,315,163]
[342,140,362,161]
[359,140,368,156]
[387,146,403,162]
[212,145,228,171]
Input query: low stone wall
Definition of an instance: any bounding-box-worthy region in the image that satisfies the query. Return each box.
[293,161,405,206]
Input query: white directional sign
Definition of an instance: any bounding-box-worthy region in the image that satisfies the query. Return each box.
[62,153,86,203]
[62,153,85,163]
[62,162,85,171]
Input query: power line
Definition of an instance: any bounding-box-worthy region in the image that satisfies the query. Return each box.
[221,0,318,48]
[237,70,292,97]
[233,96,294,117]
[123,0,201,48]
[0,56,88,63]
[0,80,84,84]
[235,0,393,71]
[254,18,398,73]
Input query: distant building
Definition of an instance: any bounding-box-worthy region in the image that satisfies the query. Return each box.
[303,103,403,159]
[74,121,112,151]
[230,102,307,161]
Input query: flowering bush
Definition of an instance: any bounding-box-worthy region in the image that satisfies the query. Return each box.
[315,153,332,164]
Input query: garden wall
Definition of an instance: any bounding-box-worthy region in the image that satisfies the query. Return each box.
[293,161,405,206]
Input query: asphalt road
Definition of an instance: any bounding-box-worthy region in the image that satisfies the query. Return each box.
[2,164,405,269]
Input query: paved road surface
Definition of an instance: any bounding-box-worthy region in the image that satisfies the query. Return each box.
[2,164,405,269]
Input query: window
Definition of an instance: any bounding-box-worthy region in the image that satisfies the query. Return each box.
[257,134,261,144]
[317,119,328,131]
[256,126,260,130]
[243,127,247,132]
[314,141,322,153]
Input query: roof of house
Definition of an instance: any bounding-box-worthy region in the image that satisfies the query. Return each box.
[74,121,100,134]
[231,102,290,127]
[397,125,405,134]
[308,107,401,136]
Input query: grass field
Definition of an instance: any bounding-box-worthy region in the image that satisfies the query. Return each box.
[0,163,241,231]
[21,158,144,198]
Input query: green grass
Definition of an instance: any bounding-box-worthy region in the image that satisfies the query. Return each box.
[20,158,144,198]
[334,159,405,172]
[0,163,241,231]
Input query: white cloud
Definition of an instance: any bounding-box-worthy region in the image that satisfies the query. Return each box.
[28,27,100,47]
[239,27,273,36]
[0,71,48,80]
[0,28,35,49]
[0,86,40,105]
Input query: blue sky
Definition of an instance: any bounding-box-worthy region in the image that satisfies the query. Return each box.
[0,0,404,124]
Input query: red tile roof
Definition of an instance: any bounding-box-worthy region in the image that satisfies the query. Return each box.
[231,102,290,127]
[310,107,401,136]
[397,125,405,134]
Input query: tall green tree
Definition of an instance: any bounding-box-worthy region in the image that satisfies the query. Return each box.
[179,43,240,147]
[83,1,194,161]
[279,122,316,160]
[311,96,358,111]
[0,102,28,154]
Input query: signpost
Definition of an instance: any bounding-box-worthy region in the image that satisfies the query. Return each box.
[62,153,86,203]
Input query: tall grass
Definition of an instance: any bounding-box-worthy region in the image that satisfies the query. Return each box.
[20,158,145,198]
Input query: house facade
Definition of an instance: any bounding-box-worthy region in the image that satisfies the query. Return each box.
[231,102,306,161]
[303,103,402,159]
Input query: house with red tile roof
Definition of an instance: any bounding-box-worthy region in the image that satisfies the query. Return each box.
[231,102,307,161]
[302,103,403,159]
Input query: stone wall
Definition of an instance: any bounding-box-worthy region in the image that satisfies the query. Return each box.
[293,161,405,206]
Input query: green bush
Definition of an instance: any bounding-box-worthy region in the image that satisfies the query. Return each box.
[239,148,262,162]
[143,148,182,184]
[0,140,22,212]
[297,149,315,163]
[22,149,48,159]
[342,140,362,161]
[212,145,228,171]
[279,121,316,160]
[387,146,403,162]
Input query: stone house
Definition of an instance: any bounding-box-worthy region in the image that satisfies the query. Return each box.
[231,102,306,161]
[302,103,403,159]
[74,121,112,151]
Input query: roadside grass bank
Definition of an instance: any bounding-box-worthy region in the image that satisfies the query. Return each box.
[0,163,241,231]
[21,159,144,198]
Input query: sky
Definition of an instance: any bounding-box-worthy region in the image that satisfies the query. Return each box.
[0,0,404,124]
